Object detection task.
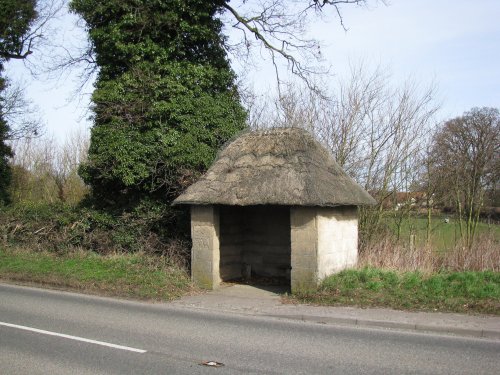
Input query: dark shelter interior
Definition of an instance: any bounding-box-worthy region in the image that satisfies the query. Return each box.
[219,205,291,283]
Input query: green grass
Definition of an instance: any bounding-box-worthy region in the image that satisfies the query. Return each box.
[385,214,500,250]
[0,248,193,300]
[292,267,500,315]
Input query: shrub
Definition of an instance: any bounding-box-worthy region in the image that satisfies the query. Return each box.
[0,202,191,269]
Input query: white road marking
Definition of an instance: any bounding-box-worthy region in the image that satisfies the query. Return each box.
[0,321,147,353]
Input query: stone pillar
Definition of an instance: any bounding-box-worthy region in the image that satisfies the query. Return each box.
[290,206,358,293]
[290,207,318,293]
[190,205,221,289]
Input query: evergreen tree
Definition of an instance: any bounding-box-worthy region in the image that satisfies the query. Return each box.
[0,0,37,60]
[0,76,12,205]
[71,0,247,206]
[0,0,38,205]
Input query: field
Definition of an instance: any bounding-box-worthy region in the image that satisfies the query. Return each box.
[384,213,500,250]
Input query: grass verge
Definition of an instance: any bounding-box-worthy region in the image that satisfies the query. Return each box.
[0,248,193,300]
[291,267,500,315]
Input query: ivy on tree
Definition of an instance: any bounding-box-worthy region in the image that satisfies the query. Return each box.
[71,0,247,205]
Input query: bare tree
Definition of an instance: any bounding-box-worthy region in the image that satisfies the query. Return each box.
[248,64,440,246]
[8,135,59,203]
[1,79,43,139]
[223,1,384,91]
[37,3,98,93]
[9,128,90,204]
[0,0,66,141]
[56,127,90,202]
[420,142,438,244]
[429,107,499,247]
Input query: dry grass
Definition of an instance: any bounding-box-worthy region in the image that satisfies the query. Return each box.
[441,236,500,272]
[359,234,500,273]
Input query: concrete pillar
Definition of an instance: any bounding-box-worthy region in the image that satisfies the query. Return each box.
[316,207,358,279]
[290,206,358,293]
[290,207,319,293]
[190,205,221,289]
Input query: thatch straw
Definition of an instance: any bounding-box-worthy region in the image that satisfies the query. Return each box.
[173,128,376,207]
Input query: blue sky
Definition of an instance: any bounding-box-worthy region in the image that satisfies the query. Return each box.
[5,0,500,142]
[323,0,500,118]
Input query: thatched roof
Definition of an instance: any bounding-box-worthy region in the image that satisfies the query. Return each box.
[173,128,376,207]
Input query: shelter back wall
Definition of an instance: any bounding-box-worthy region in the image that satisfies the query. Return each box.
[219,206,291,280]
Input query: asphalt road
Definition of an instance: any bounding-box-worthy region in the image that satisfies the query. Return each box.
[1,284,499,375]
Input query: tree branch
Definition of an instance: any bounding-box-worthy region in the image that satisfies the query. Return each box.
[222,1,382,92]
